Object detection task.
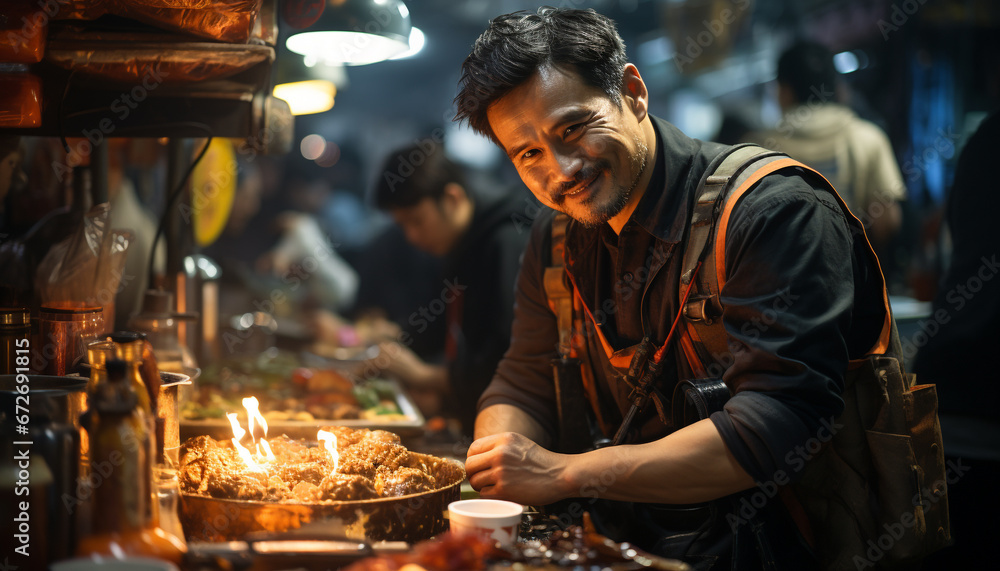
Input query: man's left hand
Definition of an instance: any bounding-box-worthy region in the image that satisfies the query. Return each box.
[465,432,574,506]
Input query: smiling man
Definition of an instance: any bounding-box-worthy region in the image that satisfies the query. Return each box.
[454,7,908,570]
[487,63,653,230]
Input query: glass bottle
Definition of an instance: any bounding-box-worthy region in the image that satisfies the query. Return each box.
[107,331,155,416]
[127,292,195,469]
[106,332,160,527]
[88,359,147,534]
[75,359,185,564]
[85,339,116,394]
[81,339,117,492]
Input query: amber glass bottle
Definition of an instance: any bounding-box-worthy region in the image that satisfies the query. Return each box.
[107,332,155,416]
[75,359,185,564]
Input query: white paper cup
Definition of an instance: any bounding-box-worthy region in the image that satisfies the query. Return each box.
[448,499,524,546]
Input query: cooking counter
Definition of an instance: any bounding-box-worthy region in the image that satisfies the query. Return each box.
[175,509,693,571]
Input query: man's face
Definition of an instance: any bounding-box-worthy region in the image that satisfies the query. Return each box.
[487,65,648,227]
[391,197,460,257]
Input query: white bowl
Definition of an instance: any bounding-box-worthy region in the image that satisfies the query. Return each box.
[448,499,524,546]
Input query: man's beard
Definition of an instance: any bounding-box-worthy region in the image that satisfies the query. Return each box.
[573,136,649,229]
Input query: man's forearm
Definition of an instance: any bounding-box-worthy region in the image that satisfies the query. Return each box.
[564,418,755,504]
[475,403,552,448]
[466,417,755,506]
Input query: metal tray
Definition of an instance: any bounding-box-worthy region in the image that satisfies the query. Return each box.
[179,378,425,442]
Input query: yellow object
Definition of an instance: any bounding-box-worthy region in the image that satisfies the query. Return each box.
[273,79,336,115]
[190,138,237,247]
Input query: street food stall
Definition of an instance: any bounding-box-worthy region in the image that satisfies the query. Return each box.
[0,1,696,569]
[15,0,988,568]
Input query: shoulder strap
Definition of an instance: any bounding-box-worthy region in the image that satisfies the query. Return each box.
[678,144,787,367]
[544,212,609,450]
[679,144,783,302]
[544,212,573,358]
[681,146,894,374]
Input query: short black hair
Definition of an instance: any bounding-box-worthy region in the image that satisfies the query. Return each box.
[777,40,840,105]
[453,6,628,144]
[374,139,467,210]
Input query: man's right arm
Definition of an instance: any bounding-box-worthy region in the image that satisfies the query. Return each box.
[475,209,560,445]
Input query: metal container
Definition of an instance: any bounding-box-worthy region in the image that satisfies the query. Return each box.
[159,369,196,468]
[0,374,87,427]
[0,374,87,562]
[37,302,104,376]
[79,364,196,469]
[179,454,465,544]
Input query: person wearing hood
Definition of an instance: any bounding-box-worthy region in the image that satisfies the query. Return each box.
[367,139,533,437]
[745,40,905,256]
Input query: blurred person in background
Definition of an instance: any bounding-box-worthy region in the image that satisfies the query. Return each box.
[349,221,446,362]
[361,139,532,437]
[205,153,360,319]
[744,40,905,257]
[914,109,1000,569]
[252,172,360,316]
[284,144,380,267]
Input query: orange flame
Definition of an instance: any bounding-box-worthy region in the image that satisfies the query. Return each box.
[226,412,260,470]
[243,396,275,461]
[243,396,269,440]
[259,438,275,462]
[317,430,339,474]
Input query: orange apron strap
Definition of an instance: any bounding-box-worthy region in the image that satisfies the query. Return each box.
[714,158,892,357]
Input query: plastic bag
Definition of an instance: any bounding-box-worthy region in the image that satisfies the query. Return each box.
[35,202,132,330]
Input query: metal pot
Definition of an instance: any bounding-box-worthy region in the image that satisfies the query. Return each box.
[78,364,196,467]
[179,453,465,544]
[0,374,87,427]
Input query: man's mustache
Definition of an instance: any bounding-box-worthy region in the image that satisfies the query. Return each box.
[553,162,609,200]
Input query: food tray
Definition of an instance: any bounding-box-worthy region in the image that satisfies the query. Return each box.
[179,378,425,442]
[179,454,465,544]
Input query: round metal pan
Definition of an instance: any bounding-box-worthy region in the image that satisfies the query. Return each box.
[179,453,465,544]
